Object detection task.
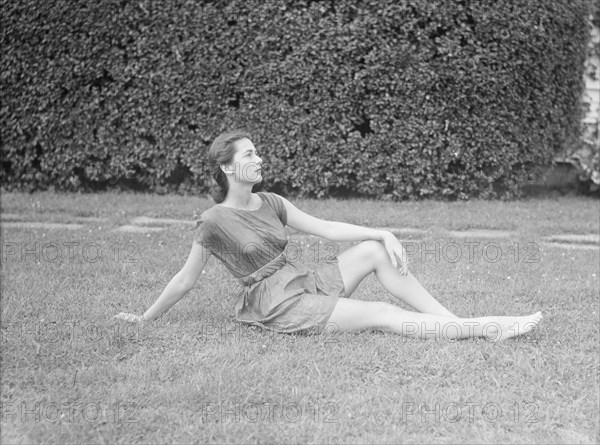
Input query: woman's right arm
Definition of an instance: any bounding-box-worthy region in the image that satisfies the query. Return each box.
[116,242,211,322]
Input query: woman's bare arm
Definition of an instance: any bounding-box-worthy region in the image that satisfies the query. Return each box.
[115,242,211,322]
[279,194,386,242]
[278,194,408,273]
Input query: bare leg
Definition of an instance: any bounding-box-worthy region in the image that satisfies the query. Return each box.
[326,298,543,342]
[337,240,457,317]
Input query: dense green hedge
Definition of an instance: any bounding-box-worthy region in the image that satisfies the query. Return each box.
[0,0,593,199]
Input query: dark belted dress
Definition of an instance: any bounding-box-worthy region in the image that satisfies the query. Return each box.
[194,192,347,333]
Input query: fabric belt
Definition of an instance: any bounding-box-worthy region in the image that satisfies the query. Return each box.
[237,251,288,286]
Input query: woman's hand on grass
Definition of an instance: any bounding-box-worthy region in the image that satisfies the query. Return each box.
[114,312,146,323]
[381,231,409,276]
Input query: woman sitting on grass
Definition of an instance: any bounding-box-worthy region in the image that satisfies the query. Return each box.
[116,130,542,341]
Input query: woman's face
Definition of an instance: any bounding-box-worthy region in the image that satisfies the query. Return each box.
[223,138,263,184]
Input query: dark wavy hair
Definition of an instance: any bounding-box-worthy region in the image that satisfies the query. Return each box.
[208,129,252,203]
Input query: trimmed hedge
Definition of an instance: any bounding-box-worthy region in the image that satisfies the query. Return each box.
[0,0,593,199]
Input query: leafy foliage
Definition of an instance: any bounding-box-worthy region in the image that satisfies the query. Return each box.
[0,0,593,199]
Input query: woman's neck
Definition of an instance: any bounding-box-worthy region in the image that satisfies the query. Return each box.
[221,189,256,209]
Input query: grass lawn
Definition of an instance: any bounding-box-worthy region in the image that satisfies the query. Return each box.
[1,191,599,444]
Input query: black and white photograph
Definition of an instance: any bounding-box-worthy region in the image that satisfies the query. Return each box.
[1,0,599,443]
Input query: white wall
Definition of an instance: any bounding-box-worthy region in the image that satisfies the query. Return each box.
[582,23,599,143]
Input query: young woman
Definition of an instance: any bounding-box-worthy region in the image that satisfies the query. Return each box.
[115,130,543,342]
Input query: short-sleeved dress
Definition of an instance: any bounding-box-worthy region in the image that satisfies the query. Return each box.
[193,191,347,333]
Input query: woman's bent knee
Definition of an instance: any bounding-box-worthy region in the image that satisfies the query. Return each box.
[357,240,389,267]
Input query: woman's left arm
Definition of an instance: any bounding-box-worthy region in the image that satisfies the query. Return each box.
[279,195,408,272]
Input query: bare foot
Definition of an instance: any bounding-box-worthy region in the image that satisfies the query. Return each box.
[483,312,543,342]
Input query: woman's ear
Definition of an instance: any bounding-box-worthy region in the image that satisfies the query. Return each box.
[220,164,234,175]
